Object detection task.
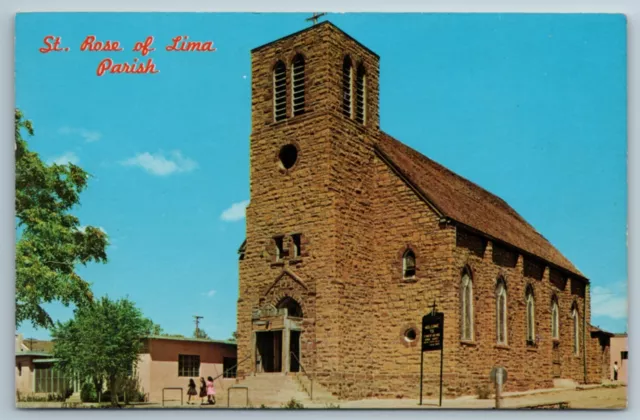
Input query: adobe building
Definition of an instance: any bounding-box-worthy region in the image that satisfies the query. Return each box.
[15,334,81,397]
[14,333,238,403]
[236,21,609,399]
[136,336,237,403]
[609,333,628,383]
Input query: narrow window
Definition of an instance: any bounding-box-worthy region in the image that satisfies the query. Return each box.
[292,233,302,258]
[496,279,508,345]
[342,56,353,118]
[525,286,535,344]
[291,54,305,116]
[551,297,559,340]
[274,235,285,261]
[621,351,628,360]
[572,306,579,355]
[273,60,287,122]
[402,249,416,279]
[355,63,366,124]
[178,354,200,377]
[461,272,474,341]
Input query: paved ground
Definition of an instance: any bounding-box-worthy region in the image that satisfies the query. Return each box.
[15,384,627,410]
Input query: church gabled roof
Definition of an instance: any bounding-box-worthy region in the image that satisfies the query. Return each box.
[375,132,585,280]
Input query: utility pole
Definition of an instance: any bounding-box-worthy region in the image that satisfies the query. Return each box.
[193,315,203,338]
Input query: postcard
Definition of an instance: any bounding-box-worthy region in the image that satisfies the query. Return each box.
[14,12,627,409]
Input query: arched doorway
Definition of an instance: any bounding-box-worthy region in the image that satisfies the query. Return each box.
[277,296,303,318]
[253,296,304,373]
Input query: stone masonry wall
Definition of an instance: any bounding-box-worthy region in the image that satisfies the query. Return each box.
[452,227,590,395]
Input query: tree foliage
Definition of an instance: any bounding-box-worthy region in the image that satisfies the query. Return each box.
[51,296,153,406]
[229,330,237,342]
[15,109,108,328]
[193,328,210,340]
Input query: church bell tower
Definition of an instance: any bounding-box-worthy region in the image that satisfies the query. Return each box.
[237,20,381,386]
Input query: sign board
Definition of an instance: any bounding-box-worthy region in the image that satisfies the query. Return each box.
[421,312,444,351]
[490,366,508,384]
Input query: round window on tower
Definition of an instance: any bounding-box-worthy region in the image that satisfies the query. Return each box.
[278,144,298,170]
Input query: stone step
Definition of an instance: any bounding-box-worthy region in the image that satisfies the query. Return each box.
[225,373,339,408]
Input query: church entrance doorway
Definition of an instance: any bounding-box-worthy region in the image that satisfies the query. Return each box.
[256,330,282,372]
[252,296,304,374]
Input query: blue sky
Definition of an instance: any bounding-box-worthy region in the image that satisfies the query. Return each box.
[15,13,627,340]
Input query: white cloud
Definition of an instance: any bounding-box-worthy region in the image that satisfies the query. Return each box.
[59,126,102,143]
[201,289,216,298]
[120,151,198,176]
[48,152,79,166]
[220,200,249,222]
[591,283,628,320]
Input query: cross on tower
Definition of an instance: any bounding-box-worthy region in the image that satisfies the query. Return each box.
[306,12,326,25]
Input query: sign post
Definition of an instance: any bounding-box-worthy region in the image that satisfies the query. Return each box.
[419,303,444,407]
[490,366,508,409]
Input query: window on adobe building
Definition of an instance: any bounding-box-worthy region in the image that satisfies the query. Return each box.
[525,285,535,345]
[571,303,580,355]
[461,270,474,341]
[342,56,353,118]
[178,354,200,377]
[551,295,559,340]
[273,60,287,122]
[355,63,366,124]
[274,235,286,261]
[496,278,508,345]
[402,249,416,279]
[621,351,628,360]
[292,233,302,258]
[291,54,305,116]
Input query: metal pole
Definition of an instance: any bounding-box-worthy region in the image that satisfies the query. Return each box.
[495,371,502,409]
[420,328,424,405]
[419,332,424,405]
[439,315,443,407]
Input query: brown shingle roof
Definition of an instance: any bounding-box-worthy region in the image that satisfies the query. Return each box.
[375,132,585,279]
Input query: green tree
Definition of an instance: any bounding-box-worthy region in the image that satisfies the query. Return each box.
[194,328,211,340]
[15,109,108,328]
[229,330,237,342]
[51,296,152,406]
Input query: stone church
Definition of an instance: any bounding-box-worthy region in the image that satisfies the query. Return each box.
[236,21,611,399]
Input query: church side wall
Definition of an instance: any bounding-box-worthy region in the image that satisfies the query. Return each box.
[452,228,589,395]
[364,155,457,399]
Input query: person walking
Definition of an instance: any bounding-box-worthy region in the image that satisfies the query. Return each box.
[199,377,207,405]
[613,361,619,381]
[206,376,216,405]
[187,378,197,404]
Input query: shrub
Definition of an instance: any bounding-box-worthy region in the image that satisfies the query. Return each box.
[476,384,492,400]
[324,403,340,409]
[120,375,145,403]
[81,382,97,403]
[281,398,304,409]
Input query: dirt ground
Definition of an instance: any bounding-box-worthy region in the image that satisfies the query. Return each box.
[15,384,627,410]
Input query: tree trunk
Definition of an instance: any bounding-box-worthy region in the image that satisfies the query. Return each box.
[93,377,103,403]
[108,374,118,407]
